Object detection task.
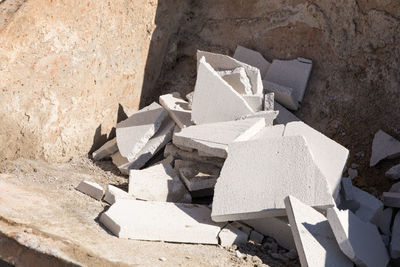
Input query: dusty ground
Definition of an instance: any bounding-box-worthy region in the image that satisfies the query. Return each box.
[0,158,299,267]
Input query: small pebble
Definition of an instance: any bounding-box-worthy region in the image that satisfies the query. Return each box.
[185,256,191,259]
[159,257,167,262]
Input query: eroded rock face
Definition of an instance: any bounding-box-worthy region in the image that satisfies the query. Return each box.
[0,0,186,162]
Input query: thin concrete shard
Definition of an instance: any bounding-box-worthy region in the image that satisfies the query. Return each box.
[128,162,191,203]
[370,130,400,166]
[250,125,285,140]
[240,110,279,126]
[100,199,223,244]
[284,121,349,203]
[76,181,104,201]
[92,138,118,161]
[242,94,263,112]
[173,118,265,158]
[391,211,400,258]
[233,45,271,78]
[386,164,400,180]
[103,185,132,205]
[383,192,400,208]
[116,102,168,162]
[264,58,312,103]
[274,102,300,124]
[285,196,353,267]
[327,207,389,267]
[243,217,295,250]
[197,50,263,95]
[211,136,334,222]
[377,208,393,236]
[263,80,299,110]
[217,67,252,95]
[192,57,254,124]
[159,93,193,129]
[164,144,225,168]
[218,223,249,247]
[264,92,274,111]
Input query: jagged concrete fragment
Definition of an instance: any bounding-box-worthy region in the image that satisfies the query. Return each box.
[377,208,393,235]
[341,178,354,201]
[274,102,300,124]
[285,196,353,267]
[76,181,104,201]
[103,185,132,205]
[370,130,400,166]
[164,144,225,168]
[111,151,130,175]
[251,125,285,140]
[217,67,252,95]
[249,230,264,244]
[92,138,118,161]
[243,217,295,250]
[242,94,263,112]
[197,50,263,95]
[263,80,299,110]
[347,168,358,179]
[159,93,193,129]
[327,207,389,267]
[240,110,279,126]
[186,91,194,109]
[383,192,400,208]
[100,199,223,244]
[391,212,400,258]
[264,58,312,103]
[116,102,168,162]
[386,164,400,180]
[231,222,252,236]
[128,162,191,203]
[284,121,349,202]
[173,118,265,158]
[211,136,334,222]
[352,186,383,224]
[233,45,270,77]
[390,182,400,193]
[218,223,249,247]
[192,57,254,124]
[264,92,274,111]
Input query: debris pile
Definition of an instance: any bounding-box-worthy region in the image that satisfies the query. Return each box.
[82,46,398,266]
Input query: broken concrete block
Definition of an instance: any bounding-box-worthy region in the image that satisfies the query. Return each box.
[243,217,295,250]
[197,50,263,95]
[100,199,223,244]
[264,58,312,103]
[391,211,400,258]
[377,208,393,236]
[274,102,300,125]
[164,144,225,168]
[383,192,400,208]
[128,162,191,203]
[116,102,168,162]
[211,135,334,222]
[159,93,193,129]
[186,91,194,109]
[218,223,249,247]
[390,182,400,193]
[370,130,400,166]
[250,125,284,140]
[240,110,279,126]
[177,166,218,197]
[341,178,354,201]
[352,186,383,224]
[92,138,118,161]
[249,230,264,244]
[382,234,391,246]
[233,45,270,77]
[327,207,389,267]
[192,57,254,124]
[111,151,130,175]
[285,196,353,267]
[242,94,263,112]
[173,118,265,158]
[264,92,274,111]
[76,181,104,201]
[284,121,349,203]
[103,185,132,205]
[386,164,400,180]
[217,67,252,95]
[263,80,299,110]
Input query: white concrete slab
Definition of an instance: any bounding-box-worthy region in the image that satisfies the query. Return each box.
[159,93,193,129]
[242,94,263,112]
[264,92,274,111]
[370,130,400,166]
[377,208,393,236]
[386,164,400,180]
[164,144,225,168]
[250,125,284,140]
[185,91,194,109]
[285,196,353,267]
[116,102,168,162]
[264,58,312,103]
[243,217,295,250]
[383,192,400,208]
[274,102,300,125]
[263,80,299,110]
[217,67,252,95]
[92,138,118,161]
[100,199,223,244]
[352,186,383,224]
[327,207,389,267]
[111,151,130,175]
[218,223,249,247]
[103,185,132,205]
[391,211,400,258]
[233,45,270,77]
[284,121,349,203]
[173,118,265,158]
[240,110,279,126]
[76,181,104,201]
[211,136,334,222]
[197,50,263,95]
[249,230,264,244]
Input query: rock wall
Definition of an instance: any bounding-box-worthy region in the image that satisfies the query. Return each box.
[0,0,186,162]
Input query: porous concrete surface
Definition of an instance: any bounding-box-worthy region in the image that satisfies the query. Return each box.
[76,180,104,201]
[159,93,193,129]
[92,138,118,161]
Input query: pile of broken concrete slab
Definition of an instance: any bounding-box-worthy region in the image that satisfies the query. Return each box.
[78,46,396,266]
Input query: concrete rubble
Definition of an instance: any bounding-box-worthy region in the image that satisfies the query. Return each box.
[103,185,132,205]
[218,223,249,247]
[383,192,400,208]
[233,45,270,78]
[391,211,400,259]
[159,92,193,129]
[76,181,104,201]
[386,163,400,180]
[217,67,252,95]
[370,130,400,166]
